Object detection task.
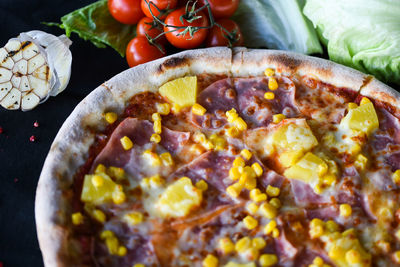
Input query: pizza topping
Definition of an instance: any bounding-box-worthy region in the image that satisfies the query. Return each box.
[105,112,118,124]
[81,172,121,205]
[203,254,219,267]
[192,103,207,116]
[156,177,203,218]
[120,136,133,150]
[159,76,197,108]
[156,102,170,115]
[71,212,84,225]
[264,92,275,100]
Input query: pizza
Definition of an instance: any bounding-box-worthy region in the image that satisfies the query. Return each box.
[35,47,400,267]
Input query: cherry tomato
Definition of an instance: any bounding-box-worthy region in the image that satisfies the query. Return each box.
[108,0,144,24]
[164,7,209,49]
[141,0,178,19]
[206,18,243,47]
[136,17,167,44]
[199,0,239,19]
[126,36,165,67]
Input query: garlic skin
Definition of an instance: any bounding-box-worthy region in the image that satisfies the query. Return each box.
[0,30,72,111]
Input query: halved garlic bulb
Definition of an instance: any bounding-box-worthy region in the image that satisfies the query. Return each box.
[0,30,72,111]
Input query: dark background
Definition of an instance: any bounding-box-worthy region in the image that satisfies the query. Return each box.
[0,1,127,266]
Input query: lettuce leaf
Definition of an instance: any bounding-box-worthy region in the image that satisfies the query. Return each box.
[304,0,400,84]
[52,0,136,56]
[232,0,322,54]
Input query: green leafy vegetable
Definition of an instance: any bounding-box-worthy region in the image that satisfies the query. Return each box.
[304,0,400,85]
[232,0,322,54]
[51,0,136,56]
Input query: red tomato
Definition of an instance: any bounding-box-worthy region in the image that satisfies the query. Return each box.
[206,18,243,47]
[141,0,178,19]
[136,17,167,44]
[126,36,165,67]
[164,7,209,49]
[108,0,144,24]
[200,0,239,19]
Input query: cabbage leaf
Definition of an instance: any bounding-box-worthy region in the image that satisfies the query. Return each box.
[304,0,400,84]
[232,0,322,54]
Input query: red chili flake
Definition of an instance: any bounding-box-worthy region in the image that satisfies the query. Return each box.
[0,126,3,134]
[0,261,3,267]
[14,178,19,183]
[33,121,39,127]
[29,135,36,142]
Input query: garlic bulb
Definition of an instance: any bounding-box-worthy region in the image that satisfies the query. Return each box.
[0,30,72,111]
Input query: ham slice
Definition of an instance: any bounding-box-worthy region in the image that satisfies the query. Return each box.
[92,118,190,177]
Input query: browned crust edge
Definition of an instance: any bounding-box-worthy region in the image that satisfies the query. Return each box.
[35,47,399,266]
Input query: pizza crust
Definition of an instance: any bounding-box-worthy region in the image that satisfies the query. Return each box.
[35,47,399,266]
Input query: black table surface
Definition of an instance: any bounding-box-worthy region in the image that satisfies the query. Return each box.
[0,1,128,266]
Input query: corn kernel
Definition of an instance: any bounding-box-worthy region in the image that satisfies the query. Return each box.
[192,103,207,116]
[226,108,239,123]
[250,189,267,202]
[105,236,119,254]
[149,133,161,143]
[235,236,251,253]
[112,188,126,204]
[190,144,205,155]
[105,112,118,124]
[313,256,324,266]
[149,175,165,188]
[133,264,145,267]
[355,154,368,170]
[229,167,242,180]
[247,202,259,215]
[268,77,278,90]
[93,209,106,223]
[171,103,182,113]
[360,97,371,105]
[340,204,352,217]
[95,164,106,174]
[345,249,361,264]
[395,229,400,241]
[259,253,278,267]
[252,237,266,250]
[310,218,324,228]
[393,170,400,185]
[120,136,133,150]
[203,140,215,150]
[153,120,162,134]
[266,185,280,197]
[251,162,263,177]
[243,166,256,179]
[233,117,248,131]
[233,157,245,168]
[243,215,258,230]
[269,198,281,209]
[325,220,339,233]
[264,68,275,77]
[271,228,279,238]
[91,175,104,187]
[152,112,161,122]
[72,212,84,225]
[160,152,173,166]
[143,150,161,166]
[264,220,277,235]
[195,180,208,191]
[259,202,278,219]
[348,102,358,110]
[393,251,400,263]
[124,211,143,225]
[218,237,235,254]
[226,183,243,198]
[350,143,362,155]
[273,114,286,124]
[100,230,114,239]
[107,166,125,180]
[264,92,275,100]
[226,126,240,137]
[193,132,207,143]
[118,246,127,256]
[309,225,324,239]
[156,103,170,115]
[242,175,257,190]
[240,149,252,160]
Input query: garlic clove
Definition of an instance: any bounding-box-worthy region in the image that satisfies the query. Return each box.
[0,30,72,111]
[1,88,21,110]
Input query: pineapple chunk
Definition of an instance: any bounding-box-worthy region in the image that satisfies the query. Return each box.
[159,76,197,108]
[340,101,379,135]
[268,119,318,166]
[81,173,117,204]
[157,177,202,218]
